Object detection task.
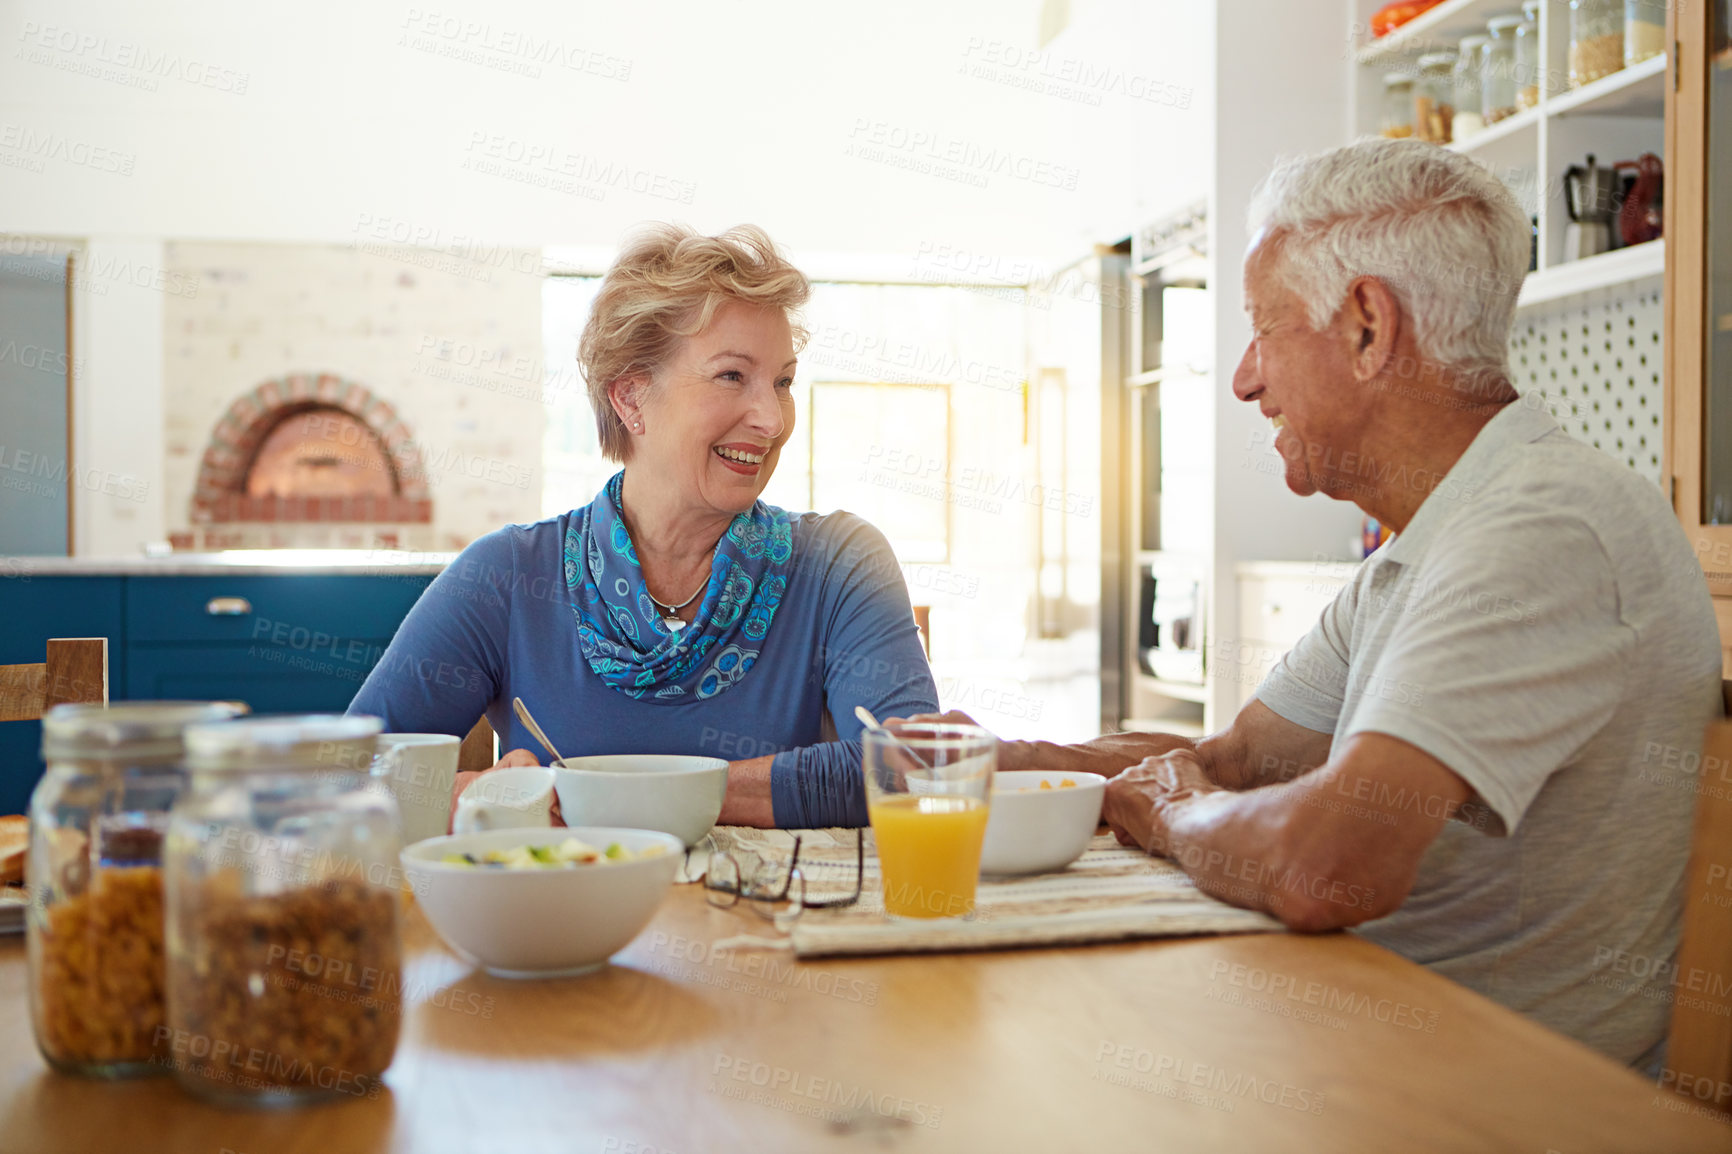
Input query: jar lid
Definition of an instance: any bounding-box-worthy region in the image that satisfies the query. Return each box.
[1419,51,1457,68]
[42,701,249,760]
[1384,72,1414,86]
[1487,15,1525,33]
[184,713,382,773]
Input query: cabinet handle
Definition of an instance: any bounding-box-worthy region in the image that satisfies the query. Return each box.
[205,597,252,616]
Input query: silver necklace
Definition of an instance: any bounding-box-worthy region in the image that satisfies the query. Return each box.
[649,571,709,632]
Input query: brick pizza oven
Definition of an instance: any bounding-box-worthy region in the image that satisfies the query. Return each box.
[179,372,433,550]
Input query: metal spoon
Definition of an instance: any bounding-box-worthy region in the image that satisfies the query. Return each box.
[512,696,566,766]
[855,706,927,768]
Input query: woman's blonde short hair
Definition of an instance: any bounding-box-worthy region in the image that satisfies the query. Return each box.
[578,223,811,461]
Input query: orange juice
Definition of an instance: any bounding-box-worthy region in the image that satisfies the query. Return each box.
[869,795,989,919]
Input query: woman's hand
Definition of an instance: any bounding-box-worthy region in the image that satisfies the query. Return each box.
[886,710,1030,773]
[446,748,564,833]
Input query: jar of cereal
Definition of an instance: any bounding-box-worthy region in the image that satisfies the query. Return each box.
[1382,73,1417,138]
[1516,2,1543,108]
[27,701,246,1077]
[164,714,402,1106]
[1452,36,1489,141]
[1570,0,1626,86]
[1484,15,1525,123]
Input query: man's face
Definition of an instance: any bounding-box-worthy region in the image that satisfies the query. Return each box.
[1231,238,1361,499]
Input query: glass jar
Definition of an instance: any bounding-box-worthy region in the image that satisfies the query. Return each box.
[1516,2,1543,108]
[1453,36,1489,140]
[1415,52,1458,143]
[164,714,402,1107]
[26,701,246,1077]
[1484,16,1524,123]
[1625,0,1666,66]
[1571,0,1626,86]
[1382,73,1416,138]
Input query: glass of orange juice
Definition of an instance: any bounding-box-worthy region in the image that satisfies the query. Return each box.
[863,724,995,920]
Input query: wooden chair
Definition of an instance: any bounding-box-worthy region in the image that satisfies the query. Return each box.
[0,638,108,722]
[1667,681,1732,1114]
[458,715,496,772]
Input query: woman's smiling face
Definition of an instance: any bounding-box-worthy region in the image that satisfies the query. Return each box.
[627,300,797,517]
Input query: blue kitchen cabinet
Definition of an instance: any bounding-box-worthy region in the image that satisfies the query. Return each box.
[124,575,432,709]
[0,577,125,814]
[0,571,435,814]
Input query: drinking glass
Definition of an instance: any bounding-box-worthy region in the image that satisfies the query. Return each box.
[863,724,995,920]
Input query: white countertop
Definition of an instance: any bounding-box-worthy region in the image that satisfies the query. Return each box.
[0,550,456,576]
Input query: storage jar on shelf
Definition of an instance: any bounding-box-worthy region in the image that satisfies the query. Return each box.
[1517,2,1543,108]
[1453,35,1489,140]
[164,714,402,1107]
[1484,15,1524,123]
[1382,73,1416,138]
[1415,52,1458,143]
[26,702,246,1078]
[1624,0,1666,67]
[1570,0,1625,87]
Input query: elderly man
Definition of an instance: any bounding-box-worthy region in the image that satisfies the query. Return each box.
[919,139,1722,1071]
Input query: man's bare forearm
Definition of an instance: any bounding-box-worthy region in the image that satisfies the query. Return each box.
[1004,732,1198,778]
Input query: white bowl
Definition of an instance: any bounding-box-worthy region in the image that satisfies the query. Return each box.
[554,755,729,848]
[979,770,1107,876]
[401,826,683,978]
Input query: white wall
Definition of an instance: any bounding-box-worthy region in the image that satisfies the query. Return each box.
[0,0,1214,268]
[1205,0,1366,727]
[72,239,167,555]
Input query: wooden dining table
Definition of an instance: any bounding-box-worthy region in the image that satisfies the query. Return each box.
[2,883,1730,1154]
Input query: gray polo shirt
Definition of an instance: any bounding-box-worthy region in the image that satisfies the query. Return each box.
[1257,399,1722,1068]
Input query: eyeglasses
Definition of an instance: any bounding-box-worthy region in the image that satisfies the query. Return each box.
[694,829,863,920]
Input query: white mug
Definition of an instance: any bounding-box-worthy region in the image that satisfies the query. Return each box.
[375,733,462,845]
[453,766,556,835]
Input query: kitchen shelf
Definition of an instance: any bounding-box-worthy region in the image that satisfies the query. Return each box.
[1356,0,1508,66]
[1518,239,1665,308]
[1548,54,1668,120]
[1134,673,1209,704]
[1448,107,1538,156]
[1446,55,1663,156]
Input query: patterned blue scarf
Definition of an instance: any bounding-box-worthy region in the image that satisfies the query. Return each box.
[565,471,795,701]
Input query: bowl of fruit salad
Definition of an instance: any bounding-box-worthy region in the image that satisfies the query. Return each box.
[979,770,1107,876]
[401,826,683,978]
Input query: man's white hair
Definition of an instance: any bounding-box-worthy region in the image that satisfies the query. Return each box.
[1246,138,1530,386]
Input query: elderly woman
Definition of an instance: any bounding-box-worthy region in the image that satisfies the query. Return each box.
[349,224,937,827]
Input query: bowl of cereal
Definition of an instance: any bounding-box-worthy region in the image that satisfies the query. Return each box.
[553,755,728,848]
[401,826,683,978]
[979,771,1107,876]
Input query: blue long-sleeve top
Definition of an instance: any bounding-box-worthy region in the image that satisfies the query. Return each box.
[347,507,938,827]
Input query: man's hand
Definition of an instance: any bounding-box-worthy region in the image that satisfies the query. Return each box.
[1102,750,1219,854]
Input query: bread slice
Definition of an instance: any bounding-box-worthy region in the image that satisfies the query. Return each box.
[0,815,26,886]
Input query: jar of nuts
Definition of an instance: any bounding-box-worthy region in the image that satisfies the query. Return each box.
[165,714,403,1107]
[26,701,247,1077]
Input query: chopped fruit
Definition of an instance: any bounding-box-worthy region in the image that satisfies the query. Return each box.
[1037,779,1079,790]
[437,837,654,869]
[1271,415,1289,431]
